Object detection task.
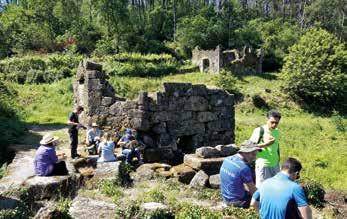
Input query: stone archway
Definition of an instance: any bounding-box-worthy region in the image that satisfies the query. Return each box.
[201,58,210,72]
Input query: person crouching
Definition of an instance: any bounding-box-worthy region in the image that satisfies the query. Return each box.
[220,140,261,208]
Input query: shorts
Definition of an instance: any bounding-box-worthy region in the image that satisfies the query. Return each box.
[255,160,280,188]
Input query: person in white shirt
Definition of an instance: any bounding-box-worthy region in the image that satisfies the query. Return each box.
[86,122,102,155]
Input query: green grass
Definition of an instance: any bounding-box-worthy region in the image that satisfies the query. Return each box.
[8,67,346,190]
[13,78,73,124]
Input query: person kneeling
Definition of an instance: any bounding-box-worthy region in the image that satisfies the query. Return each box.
[34,134,68,176]
[97,132,117,162]
[220,140,260,208]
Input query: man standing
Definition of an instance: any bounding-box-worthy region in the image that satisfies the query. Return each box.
[220,140,260,208]
[67,106,86,159]
[250,110,281,188]
[251,157,312,219]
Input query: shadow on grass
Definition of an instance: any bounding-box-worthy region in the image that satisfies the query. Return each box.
[16,122,68,147]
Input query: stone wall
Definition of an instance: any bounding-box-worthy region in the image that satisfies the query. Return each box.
[192,46,222,73]
[192,46,263,74]
[74,60,235,161]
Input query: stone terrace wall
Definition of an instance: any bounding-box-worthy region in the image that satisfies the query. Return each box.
[74,61,235,161]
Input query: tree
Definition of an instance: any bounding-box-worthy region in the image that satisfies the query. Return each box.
[281,28,347,112]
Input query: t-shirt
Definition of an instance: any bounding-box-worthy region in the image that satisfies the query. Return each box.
[34,145,58,176]
[68,112,79,132]
[98,140,116,162]
[87,128,102,143]
[252,172,308,219]
[250,124,280,167]
[220,154,254,203]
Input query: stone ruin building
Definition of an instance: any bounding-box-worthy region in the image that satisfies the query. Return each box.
[74,60,235,163]
[192,45,263,74]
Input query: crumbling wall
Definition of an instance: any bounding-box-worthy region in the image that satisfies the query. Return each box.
[192,46,222,73]
[192,46,263,74]
[74,61,235,161]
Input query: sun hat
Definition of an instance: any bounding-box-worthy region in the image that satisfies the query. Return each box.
[91,122,98,127]
[238,140,261,153]
[40,133,59,145]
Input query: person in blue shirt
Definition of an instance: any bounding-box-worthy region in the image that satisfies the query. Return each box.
[117,128,143,164]
[220,140,261,208]
[251,157,312,219]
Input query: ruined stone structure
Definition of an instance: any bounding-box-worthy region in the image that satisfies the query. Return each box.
[192,45,263,74]
[74,61,235,161]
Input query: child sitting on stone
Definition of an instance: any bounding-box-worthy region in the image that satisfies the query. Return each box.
[97,132,117,162]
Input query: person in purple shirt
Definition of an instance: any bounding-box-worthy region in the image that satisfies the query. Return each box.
[220,140,261,208]
[34,133,68,176]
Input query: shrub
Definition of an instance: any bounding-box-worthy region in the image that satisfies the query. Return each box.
[214,70,239,94]
[222,206,259,219]
[0,54,83,84]
[97,179,124,202]
[300,178,326,208]
[281,28,347,112]
[175,203,221,219]
[143,187,166,203]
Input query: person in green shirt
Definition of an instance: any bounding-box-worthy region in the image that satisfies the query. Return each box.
[249,110,282,188]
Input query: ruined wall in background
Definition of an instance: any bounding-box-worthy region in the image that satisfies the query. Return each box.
[74,61,235,161]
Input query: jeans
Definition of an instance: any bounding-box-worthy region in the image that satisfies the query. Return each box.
[69,130,78,158]
[122,148,141,163]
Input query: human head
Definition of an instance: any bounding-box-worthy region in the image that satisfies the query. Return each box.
[266,110,281,129]
[40,133,59,146]
[281,157,302,181]
[103,132,112,141]
[75,105,84,115]
[238,140,261,163]
[91,122,98,130]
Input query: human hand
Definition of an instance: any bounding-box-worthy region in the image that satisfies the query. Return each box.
[265,136,275,145]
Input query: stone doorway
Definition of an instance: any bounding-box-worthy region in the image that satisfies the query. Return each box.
[173,135,195,164]
[202,58,210,72]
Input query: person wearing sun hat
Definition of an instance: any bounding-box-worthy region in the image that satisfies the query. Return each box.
[34,133,68,176]
[86,122,102,155]
[220,140,261,208]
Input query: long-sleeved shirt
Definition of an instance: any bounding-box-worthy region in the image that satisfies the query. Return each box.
[34,145,58,176]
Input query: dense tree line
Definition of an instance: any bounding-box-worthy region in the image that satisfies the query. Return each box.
[0,0,345,68]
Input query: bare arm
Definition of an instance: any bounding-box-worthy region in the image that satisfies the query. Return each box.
[298,206,312,219]
[250,198,259,211]
[244,182,257,195]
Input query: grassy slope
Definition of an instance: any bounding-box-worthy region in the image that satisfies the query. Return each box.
[11,71,346,190]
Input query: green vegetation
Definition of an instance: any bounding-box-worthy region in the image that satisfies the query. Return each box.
[300,179,326,208]
[98,179,124,203]
[281,28,347,112]
[0,81,24,166]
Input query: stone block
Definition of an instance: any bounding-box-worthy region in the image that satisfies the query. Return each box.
[163,83,192,96]
[82,60,103,71]
[189,96,208,111]
[197,112,217,122]
[152,111,170,123]
[184,154,225,175]
[215,144,238,157]
[94,161,120,179]
[86,70,104,79]
[152,122,167,134]
[109,102,123,116]
[195,146,221,158]
[130,117,151,131]
[101,97,114,107]
[69,196,116,219]
[122,101,137,109]
[170,164,196,184]
[141,202,168,212]
[189,170,209,188]
[209,174,220,189]
[192,84,208,96]
[157,133,172,146]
